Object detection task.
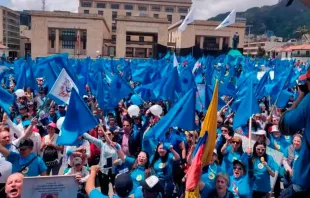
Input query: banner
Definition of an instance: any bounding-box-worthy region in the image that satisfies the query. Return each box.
[22,175,78,198]
[235,133,284,190]
[196,84,205,112]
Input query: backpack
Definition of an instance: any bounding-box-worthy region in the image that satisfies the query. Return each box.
[42,146,58,167]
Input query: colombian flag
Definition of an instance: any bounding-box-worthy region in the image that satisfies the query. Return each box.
[185,81,219,198]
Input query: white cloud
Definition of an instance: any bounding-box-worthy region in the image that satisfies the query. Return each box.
[9,0,79,12]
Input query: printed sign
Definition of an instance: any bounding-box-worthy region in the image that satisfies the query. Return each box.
[22,175,78,198]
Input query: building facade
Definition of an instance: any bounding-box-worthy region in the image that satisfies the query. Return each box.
[168,20,246,51]
[28,11,110,58]
[78,0,191,56]
[0,6,20,58]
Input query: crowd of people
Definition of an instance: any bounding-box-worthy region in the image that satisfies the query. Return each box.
[0,57,309,198]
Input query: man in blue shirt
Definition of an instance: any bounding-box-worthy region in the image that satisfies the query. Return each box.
[0,138,47,177]
[279,69,310,197]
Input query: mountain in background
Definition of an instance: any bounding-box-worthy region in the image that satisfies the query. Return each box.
[211,0,310,40]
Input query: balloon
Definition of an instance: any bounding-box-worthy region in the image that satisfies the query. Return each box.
[56,117,65,130]
[130,94,143,105]
[150,105,163,116]
[128,105,140,117]
[15,89,25,97]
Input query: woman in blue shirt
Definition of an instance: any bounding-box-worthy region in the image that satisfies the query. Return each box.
[114,146,150,191]
[150,143,180,198]
[221,136,244,174]
[199,149,222,197]
[229,159,252,198]
[251,142,278,198]
[282,134,302,188]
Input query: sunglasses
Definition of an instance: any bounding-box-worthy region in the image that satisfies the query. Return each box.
[256,148,265,152]
[106,133,112,136]
[123,125,130,127]
[233,166,243,171]
[232,141,240,145]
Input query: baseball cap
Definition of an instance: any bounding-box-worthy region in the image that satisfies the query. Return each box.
[141,175,162,193]
[233,159,246,171]
[114,173,133,197]
[252,130,270,145]
[18,139,34,149]
[47,122,57,129]
[299,68,310,81]
[269,125,280,133]
[22,120,31,127]
[72,157,82,166]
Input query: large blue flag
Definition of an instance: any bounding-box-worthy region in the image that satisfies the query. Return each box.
[57,89,98,145]
[233,77,259,131]
[0,86,14,115]
[144,88,196,141]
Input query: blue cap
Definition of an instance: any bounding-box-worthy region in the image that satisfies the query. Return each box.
[163,142,171,150]
[22,120,31,127]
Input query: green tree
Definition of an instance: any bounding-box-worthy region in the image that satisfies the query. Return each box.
[295,25,310,42]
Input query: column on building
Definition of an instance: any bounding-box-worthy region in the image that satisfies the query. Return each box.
[133,48,136,57]
[116,33,126,58]
[55,29,60,53]
[76,29,81,55]
[219,37,223,50]
[200,36,204,49]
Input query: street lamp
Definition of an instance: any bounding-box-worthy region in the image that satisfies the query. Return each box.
[246,25,253,56]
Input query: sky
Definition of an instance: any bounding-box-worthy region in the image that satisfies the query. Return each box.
[1,0,279,15]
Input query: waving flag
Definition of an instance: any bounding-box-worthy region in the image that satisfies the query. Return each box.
[178,7,195,32]
[185,81,218,198]
[215,9,236,30]
[57,89,98,145]
[0,86,14,115]
[49,68,78,105]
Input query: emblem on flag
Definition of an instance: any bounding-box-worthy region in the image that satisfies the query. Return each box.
[58,78,72,98]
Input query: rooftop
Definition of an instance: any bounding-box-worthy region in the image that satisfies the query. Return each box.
[168,20,246,30]
[116,15,169,24]
[0,44,8,49]
[30,10,104,20]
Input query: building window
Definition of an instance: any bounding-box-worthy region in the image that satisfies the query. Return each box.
[126,36,131,41]
[139,36,144,42]
[61,29,76,49]
[138,5,148,11]
[306,51,310,56]
[112,23,117,32]
[165,7,174,13]
[124,4,134,10]
[98,10,104,15]
[152,6,161,12]
[83,31,87,49]
[112,11,117,20]
[111,4,120,9]
[180,15,186,20]
[178,7,188,13]
[126,12,132,16]
[167,15,172,23]
[84,10,89,14]
[81,2,92,7]
[97,3,105,8]
[112,35,116,41]
[154,14,159,18]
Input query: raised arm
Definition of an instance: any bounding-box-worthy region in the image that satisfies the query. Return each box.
[82,132,102,148]
[0,142,10,158]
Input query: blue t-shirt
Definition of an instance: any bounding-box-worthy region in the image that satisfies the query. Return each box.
[152,153,174,179]
[269,135,290,154]
[221,145,243,174]
[200,163,222,197]
[252,155,279,193]
[229,175,252,198]
[124,156,145,190]
[89,188,142,198]
[7,152,47,176]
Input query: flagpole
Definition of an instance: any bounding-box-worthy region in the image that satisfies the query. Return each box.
[248,115,252,149]
[36,97,49,118]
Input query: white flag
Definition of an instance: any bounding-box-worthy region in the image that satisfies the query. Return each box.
[192,61,201,74]
[178,8,195,32]
[49,68,78,104]
[173,53,179,67]
[215,9,236,30]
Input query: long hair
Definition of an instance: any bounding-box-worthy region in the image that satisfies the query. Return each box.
[150,143,169,175]
[131,151,151,178]
[232,136,244,155]
[252,141,268,162]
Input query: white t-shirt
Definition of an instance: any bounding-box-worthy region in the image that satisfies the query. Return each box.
[65,140,90,167]
[0,158,12,183]
[30,133,41,156]
[42,134,62,161]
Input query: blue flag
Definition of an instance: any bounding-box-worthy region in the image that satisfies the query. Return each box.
[0,86,14,115]
[233,77,259,131]
[57,89,98,145]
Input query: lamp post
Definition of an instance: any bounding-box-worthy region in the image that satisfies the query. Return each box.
[246,25,253,56]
